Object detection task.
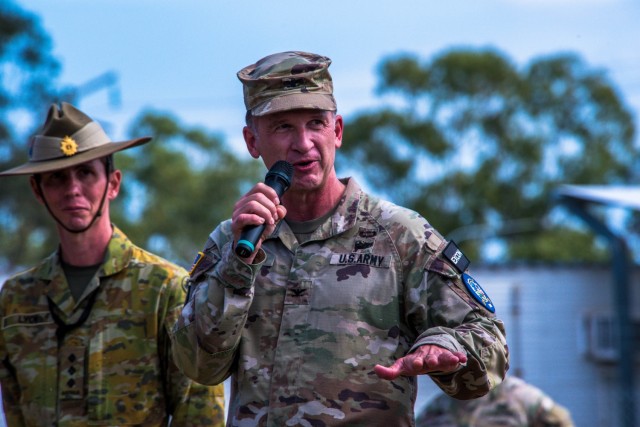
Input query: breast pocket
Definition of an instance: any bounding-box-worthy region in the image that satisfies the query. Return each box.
[1,312,58,421]
[86,309,165,425]
[321,251,398,315]
[307,251,402,364]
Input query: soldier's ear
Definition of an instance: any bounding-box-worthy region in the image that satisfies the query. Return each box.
[29,175,45,204]
[107,170,122,200]
[333,114,344,149]
[243,126,261,159]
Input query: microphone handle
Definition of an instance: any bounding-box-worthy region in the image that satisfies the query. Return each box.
[235,178,286,256]
[236,224,265,258]
[235,161,293,258]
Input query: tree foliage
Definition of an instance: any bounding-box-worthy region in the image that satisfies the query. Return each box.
[1,4,637,271]
[0,1,63,273]
[337,48,637,262]
[112,111,261,267]
[0,2,260,272]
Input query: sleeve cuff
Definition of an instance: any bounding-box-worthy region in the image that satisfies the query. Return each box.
[213,242,265,289]
[410,333,466,355]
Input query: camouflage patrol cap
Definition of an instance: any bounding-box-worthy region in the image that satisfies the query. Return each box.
[237,51,337,116]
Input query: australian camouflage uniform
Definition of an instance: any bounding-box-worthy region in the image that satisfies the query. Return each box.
[172,178,509,427]
[0,226,225,427]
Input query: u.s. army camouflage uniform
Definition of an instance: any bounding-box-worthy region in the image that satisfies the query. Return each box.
[172,178,508,427]
[0,226,225,427]
[416,376,575,427]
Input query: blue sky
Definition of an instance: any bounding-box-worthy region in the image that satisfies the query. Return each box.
[21,0,640,156]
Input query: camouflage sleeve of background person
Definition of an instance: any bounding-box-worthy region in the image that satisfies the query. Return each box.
[0,295,26,427]
[171,219,262,385]
[416,376,575,427]
[533,401,575,427]
[159,265,226,426]
[509,377,576,427]
[406,226,509,399]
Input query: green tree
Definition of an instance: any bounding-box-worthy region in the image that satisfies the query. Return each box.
[337,48,637,262]
[0,2,259,273]
[0,1,64,273]
[112,110,261,267]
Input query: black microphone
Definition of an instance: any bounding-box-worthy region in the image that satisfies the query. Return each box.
[235,160,294,258]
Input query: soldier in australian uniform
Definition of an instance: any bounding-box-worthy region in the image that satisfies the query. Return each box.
[0,103,225,426]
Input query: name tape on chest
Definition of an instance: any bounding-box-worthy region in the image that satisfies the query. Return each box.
[3,311,53,329]
[443,240,470,274]
[330,253,391,268]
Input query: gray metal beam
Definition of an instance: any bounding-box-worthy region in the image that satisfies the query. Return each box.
[558,195,635,427]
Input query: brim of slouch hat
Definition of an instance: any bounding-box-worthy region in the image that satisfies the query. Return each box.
[0,136,151,177]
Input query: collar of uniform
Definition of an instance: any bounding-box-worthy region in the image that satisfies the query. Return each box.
[37,252,77,315]
[101,225,134,277]
[33,248,62,281]
[35,225,133,303]
[266,177,362,249]
[32,225,131,278]
[331,177,362,235]
[305,177,361,240]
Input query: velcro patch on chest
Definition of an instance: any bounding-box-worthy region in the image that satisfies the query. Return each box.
[354,227,377,251]
[330,252,391,268]
[2,311,52,329]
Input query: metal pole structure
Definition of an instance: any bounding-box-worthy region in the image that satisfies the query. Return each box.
[509,284,524,379]
[560,197,635,427]
[63,71,121,108]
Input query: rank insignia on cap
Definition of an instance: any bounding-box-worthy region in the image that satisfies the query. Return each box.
[443,240,470,274]
[462,273,495,313]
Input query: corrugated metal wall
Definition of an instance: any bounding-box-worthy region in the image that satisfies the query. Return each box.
[416,264,640,427]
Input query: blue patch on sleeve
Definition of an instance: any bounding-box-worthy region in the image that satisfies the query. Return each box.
[462,273,495,313]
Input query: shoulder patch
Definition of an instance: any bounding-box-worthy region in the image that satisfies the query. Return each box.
[189,251,215,282]
[462,273,495,313]
[442,240,470,274]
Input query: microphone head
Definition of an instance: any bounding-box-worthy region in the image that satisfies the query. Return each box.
[266,160,294,190]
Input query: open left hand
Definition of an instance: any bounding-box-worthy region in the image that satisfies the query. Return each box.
[374,345,467,380]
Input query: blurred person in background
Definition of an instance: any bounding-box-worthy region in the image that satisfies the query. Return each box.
[416,375,575,427]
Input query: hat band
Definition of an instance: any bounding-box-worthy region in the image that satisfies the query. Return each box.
[30,122,110,162]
